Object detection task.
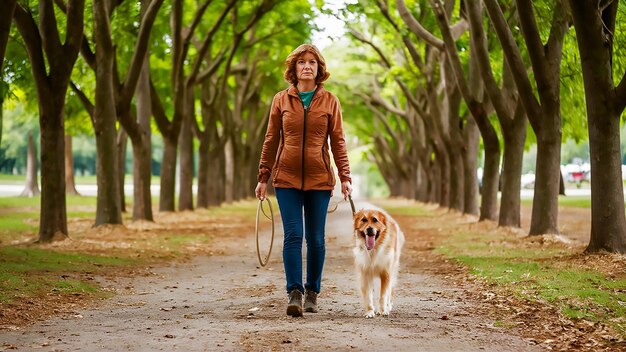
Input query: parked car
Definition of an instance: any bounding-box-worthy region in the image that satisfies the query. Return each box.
[521,172,535,189]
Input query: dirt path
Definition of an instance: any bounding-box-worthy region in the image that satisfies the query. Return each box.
[0,201,543,351]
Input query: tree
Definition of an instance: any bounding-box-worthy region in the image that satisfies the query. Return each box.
[466,1,528,227]
[20,132,40,197]
[65,135,80,195]
[13,0,84,242]
[399,0,501,221]
[484,0,570,235]
[131,0,155,220]
[0,0,18,148]
[569,0,626,253]
[150,0,238,212]
[69,0,164,222]
[92,0,123,225]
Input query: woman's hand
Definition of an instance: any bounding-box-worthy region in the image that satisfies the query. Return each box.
[255,182,267,200]
[341,181,352,200]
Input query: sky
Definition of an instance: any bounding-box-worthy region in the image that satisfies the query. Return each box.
[310,0,351,49]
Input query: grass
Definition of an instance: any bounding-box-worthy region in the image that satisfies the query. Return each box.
[520,194,592,208]
[383,201,626,340]
[0,195,98,209]
[436,225,626,335]
[0,173,163,185]
[0,246,137,304]
[0,194,257,313]
[0,196,99,243]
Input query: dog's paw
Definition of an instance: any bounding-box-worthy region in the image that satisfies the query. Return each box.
[365,310,375,318]
[381,310,390,317]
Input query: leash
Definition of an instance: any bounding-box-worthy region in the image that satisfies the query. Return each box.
[327,194,356,216]
[255,198,275,267]
[256,194,354,267]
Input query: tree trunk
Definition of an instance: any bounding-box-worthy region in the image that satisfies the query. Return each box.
[13,0,84,242]
[433,142,450,208]
[586,112,626,252]
[463,117,480,215]
[132,48,154,221]
[159,135,178,211]
[498,103,527,227]
[207,148,225,206]
[448,144,464,212]
[129,135,152,219]
[38,95,68,242]
[178,90,194,211]
[0,99,3,148]
[20,132,40,197]
[529,118,561,235]
[117,129,128,212]
[196,136,210,208]
[0,0,16,148]
[428,158,441,203]
[416,154,430,202]
[65,135,80,195]
[94,0,122,226]
[473,104,500,222]
[224,138,234,203]
[570,0,626,253]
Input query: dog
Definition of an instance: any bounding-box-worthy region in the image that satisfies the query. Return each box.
[352,208,405,318]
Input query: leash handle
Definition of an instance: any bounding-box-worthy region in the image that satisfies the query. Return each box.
[348,194,356,215]
[255,198,274,267]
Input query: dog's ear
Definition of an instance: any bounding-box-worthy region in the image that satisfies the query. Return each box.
[353,209,364,229]
[377,211,387,227]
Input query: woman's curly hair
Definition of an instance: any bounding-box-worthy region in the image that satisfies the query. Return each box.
[283,44,330,86]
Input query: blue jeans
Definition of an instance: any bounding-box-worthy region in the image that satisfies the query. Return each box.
[275,187,331,294]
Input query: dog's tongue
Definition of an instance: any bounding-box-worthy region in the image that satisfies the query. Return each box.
[366,235,376,250]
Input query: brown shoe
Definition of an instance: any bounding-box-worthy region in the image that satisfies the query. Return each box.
[286,290,303,317]
[304,290,318,313]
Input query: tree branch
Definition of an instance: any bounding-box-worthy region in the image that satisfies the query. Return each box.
[149,78,171,135]
[13,4,49,85]
[348,29,392,68]
[52,0,94,71]
[373,0,426,73]
[430,0,472,102]
[0,0,17,73]
[466,0,509,120]
[40,0,63,61]
[186,0,237,85]
[515,0,549,89]
[183,0,214,44]
[118,0,165,111]
[244,27,285,48]
[483,0,541,123]
[195,47,227,84]
[544,1,571,69]
[62,0,85,68]
[70,80,94,122]
[395,0,444,49]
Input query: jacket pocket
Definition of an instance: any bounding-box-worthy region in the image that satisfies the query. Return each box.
[273,143,284,182]
[322,147,335,186]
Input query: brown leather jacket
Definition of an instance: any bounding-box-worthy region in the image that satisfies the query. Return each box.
[257,85,351,190]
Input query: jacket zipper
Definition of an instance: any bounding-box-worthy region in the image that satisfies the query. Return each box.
[299,88,317,190]
[301,105,307,190]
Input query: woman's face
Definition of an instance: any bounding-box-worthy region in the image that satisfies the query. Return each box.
[296,52,318,83]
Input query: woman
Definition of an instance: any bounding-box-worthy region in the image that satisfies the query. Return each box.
[255,44,352,317]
